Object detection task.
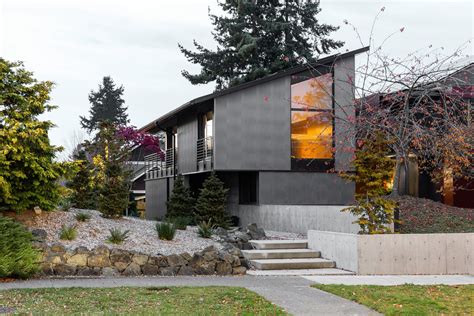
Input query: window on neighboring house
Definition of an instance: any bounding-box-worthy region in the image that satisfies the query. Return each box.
[291,71,334,171]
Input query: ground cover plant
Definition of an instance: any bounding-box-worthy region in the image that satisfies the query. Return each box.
[313,284,474,315]
[0,286,287,315]
[156,221,176,240]
[75,212,91,222]
[0,215,39,278]
[197,220,214,238]
[107,228,129,244]
[59,224,77,240]
[395,196,474,233]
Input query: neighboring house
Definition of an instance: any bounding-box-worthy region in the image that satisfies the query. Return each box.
[140,47,369,233]
[128,145,159,198]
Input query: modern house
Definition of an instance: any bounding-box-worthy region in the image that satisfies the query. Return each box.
[140,47,369,233]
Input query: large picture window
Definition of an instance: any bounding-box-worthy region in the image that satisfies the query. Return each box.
[291,72,333,170]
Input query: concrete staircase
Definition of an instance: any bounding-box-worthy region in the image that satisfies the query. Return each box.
[243,239,337,271]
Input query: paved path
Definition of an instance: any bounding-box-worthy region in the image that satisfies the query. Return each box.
[303,274,474,286]
[0,275,377,316]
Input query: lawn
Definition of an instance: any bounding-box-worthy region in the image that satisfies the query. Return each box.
[0,286,287,315]
[313,284,474,315]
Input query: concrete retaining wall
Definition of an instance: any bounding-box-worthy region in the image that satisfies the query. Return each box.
[308,230,474,275]
[232,205,359,234]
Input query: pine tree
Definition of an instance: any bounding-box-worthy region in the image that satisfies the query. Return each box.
[0,58,66,212]
[166,175,195,219]
[66,149,98,209]
[179,0,344,90]
[80,76,129,133]
[194,172,230,228]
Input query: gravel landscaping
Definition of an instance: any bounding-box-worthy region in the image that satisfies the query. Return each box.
[31,209,218,256]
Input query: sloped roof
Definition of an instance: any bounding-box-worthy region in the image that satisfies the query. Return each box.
[140,46,370,132]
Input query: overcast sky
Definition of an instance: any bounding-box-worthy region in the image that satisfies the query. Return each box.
[0,0,472,156]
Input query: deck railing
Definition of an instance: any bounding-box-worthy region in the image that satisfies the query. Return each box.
[144,148,176,179]
[197,136,213,171]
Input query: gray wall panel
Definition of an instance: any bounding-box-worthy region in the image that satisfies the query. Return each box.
[145,177,173,220]
[214,76,291,171]
[259,171,354,205]
[334,55,356,171]
[177,115,198,174]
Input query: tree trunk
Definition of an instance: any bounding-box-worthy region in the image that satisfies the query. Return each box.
[390,154,402,197]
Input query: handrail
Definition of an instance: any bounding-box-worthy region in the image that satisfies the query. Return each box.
[197,136,213,171]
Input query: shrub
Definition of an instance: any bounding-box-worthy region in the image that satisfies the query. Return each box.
[156,222,176,241]
[166,175,195,219]
[343,197,398,234]
[168,216,191,230]
[59,225,77,240]
[194,172,231,228]
[75,212,91,222]
[0,215,40,278]
[58,198,73,212]
[197,220,214,238]
[107,228,130,244]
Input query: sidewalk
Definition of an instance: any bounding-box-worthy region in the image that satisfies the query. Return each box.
[303,274,474,285]
[0,275,378,316]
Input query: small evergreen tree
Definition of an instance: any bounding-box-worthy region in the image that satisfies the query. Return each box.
[341,133,398,234]
[194,172,230,228]
[166,175,195,219]
[179,0,343,89]
[66,149,98,209]
[80,76,129,133]
[0,58,66,212]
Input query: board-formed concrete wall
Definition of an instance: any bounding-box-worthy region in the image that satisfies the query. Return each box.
[308,230,474,275]
[232,205,359,234]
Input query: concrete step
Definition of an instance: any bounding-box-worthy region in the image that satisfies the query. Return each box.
[249,239,308,250]
[246,268,355,276]
[242,249,320,260]
[250,258,336,270]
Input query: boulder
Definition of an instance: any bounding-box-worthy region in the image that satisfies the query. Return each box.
[160,266,178,276]
[123,262,141,276]
[142,263,159,275]
[46,254,64,265]
[149,255,169,267]
[247,223,265,240]
[93,245,110,256]
[180,252,192,262]
[39,263,54,276]
[102,267,119,277]
[194,262,216,275]
[232,266,247,275]
[110,249,132,264]
[132,254,149,266]
[214,227,228,237]
[215,262,232,275]
[114,261,129,272]
[50,243,66,253]
[189,253,205,268]
[31,229,47,242]
[54,263,77,276]
[88,254,111,268]
[177,265,194,276]
[167,254,187,267]
[67,253,88,266]
[218,251,234,264]
[74,246,90,254]
[77,267,101,276]
[231,256,241,267]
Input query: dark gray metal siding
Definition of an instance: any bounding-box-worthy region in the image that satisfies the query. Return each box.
[258,171,354,205]
[334,55,356,171]
[177,115,198,174]
[214,76,291,171]
[145,177,173,220]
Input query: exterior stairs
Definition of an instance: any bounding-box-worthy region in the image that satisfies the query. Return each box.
[243,239,336,270]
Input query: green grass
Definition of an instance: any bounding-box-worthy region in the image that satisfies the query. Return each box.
[313,284,474,315]
[0,286,287,315]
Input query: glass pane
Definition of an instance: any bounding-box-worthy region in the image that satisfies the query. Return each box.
[291,111,333,159]
[291,73,333,110]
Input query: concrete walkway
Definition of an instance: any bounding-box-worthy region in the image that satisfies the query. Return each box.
[303,274,474,286]
[0,275,378,316]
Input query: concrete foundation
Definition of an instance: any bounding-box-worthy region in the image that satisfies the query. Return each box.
[308,230,474,275]
[231,204,359,234]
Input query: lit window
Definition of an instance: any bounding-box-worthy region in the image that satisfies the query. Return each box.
[291,73,333,164]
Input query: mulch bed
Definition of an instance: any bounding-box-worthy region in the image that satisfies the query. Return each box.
[393,196,474,234]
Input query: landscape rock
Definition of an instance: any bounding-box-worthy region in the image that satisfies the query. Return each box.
[77,267,101,276]
[88,254,111,268]
[101,267,118,277]
[180,252,192,262]
[67,253,88,266]
[54,263,77,276]
[132,254,149,266]
[142,263,159,275]
[110,249,132,264]
[194,262,216,275]
[39,263,54,275]
[167,254,187,267]
[31,229,47,242]
[93,245,110,256]
[123,262,141,276]
[215,262,232,275]
[149,255,169,267]
[177,265,194,276]
[232,266,247,275]
[160,266,178,276]
[50,243,66,253]
[113,261,129,272]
